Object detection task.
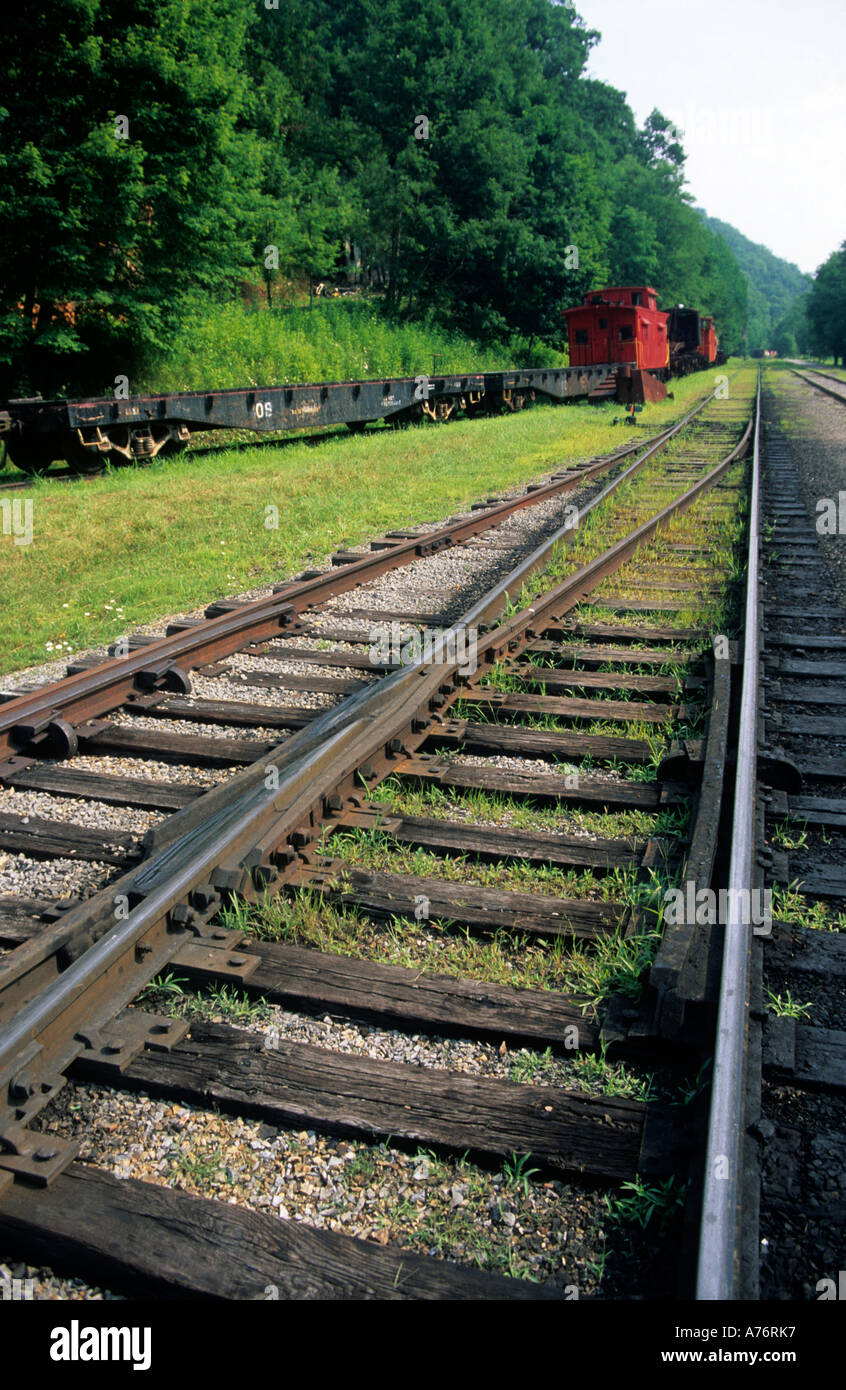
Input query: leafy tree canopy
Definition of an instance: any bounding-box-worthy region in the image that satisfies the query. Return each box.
[0,0,795,392]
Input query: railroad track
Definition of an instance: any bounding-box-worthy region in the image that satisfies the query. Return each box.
[0,377,759,1299]
[791,367,846,405]
[796,363,846,385]
[0,472,82,494]
[698,370,846,1301]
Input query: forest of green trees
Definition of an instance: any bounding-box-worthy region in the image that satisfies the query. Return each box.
[696,213,812,356]
[0,0,840,396]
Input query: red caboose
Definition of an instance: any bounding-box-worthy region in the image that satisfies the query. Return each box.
[562,287,670,372]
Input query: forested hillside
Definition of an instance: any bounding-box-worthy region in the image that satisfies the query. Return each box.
[2,0,751,398]
[697,212,812,354]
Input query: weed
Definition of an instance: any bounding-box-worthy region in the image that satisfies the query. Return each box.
[509,1047,554,1084]
[604,1176,686,1232]
[766,989,812,1020]
[202,984,270,1024]
[585,1241,608,1284]
[771,883,846,932]
[571,1044,653,1101]
[139,972,188,1002]
[564,924,663,1009]
[675,1060,712,1107]
[502,1153,541,1196]
[172,1150,227,1186]
[769,817,808,852]
[347,1148,379,1181]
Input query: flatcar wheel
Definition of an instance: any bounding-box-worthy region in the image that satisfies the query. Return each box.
[64,439,106,474]
[71,452,107,475]
[5,436,56,477]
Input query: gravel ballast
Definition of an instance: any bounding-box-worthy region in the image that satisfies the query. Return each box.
[0,443,682,1300]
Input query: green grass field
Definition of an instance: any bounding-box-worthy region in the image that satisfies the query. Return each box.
[1,362,736,676]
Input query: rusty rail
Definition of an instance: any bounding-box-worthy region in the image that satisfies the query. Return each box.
[0,380,740,766]
[0,400,753,1187]
[0,434,662,763]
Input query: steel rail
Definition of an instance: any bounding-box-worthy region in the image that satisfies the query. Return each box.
[797,365,846,386]
[0,402,753,1163]
[0,394,747,1017]
[0,436,660,762]
[696,368,762,1300]
[790,368,846,405]
[0,383,732,766]
[126,389,751,865]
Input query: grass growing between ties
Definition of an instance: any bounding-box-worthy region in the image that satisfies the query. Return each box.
[370,774,692,842]
[222,886,665,1016]
[323,824,642,903]
[605,1175,686,1231]
[1,364,733,676]
[372,1145,596,1288]
[770,883,846,933]
[768,817,808,852]
[568,1044,653,1101]
[490,373,754,638]
[138,975,272,1026]
[590,1174,689,1295]
[508,452,747,638]
[378,1035,656,1103]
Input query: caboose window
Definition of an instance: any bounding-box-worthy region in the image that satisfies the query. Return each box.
[632,292,642,305]
[598,317,608,329]
[619,326,633,341]
[575,330,588,345]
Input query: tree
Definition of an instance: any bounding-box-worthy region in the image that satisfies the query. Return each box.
[1,0,758,388]
[608,206,660,286]
[697,211,811,353]
[638,109,687,190]
[0,0,265,395]
[246,0,351,297]
[773,291,811,357]
[807,243,846,364]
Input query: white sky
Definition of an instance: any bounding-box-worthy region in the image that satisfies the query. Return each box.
[572,0,846,275]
